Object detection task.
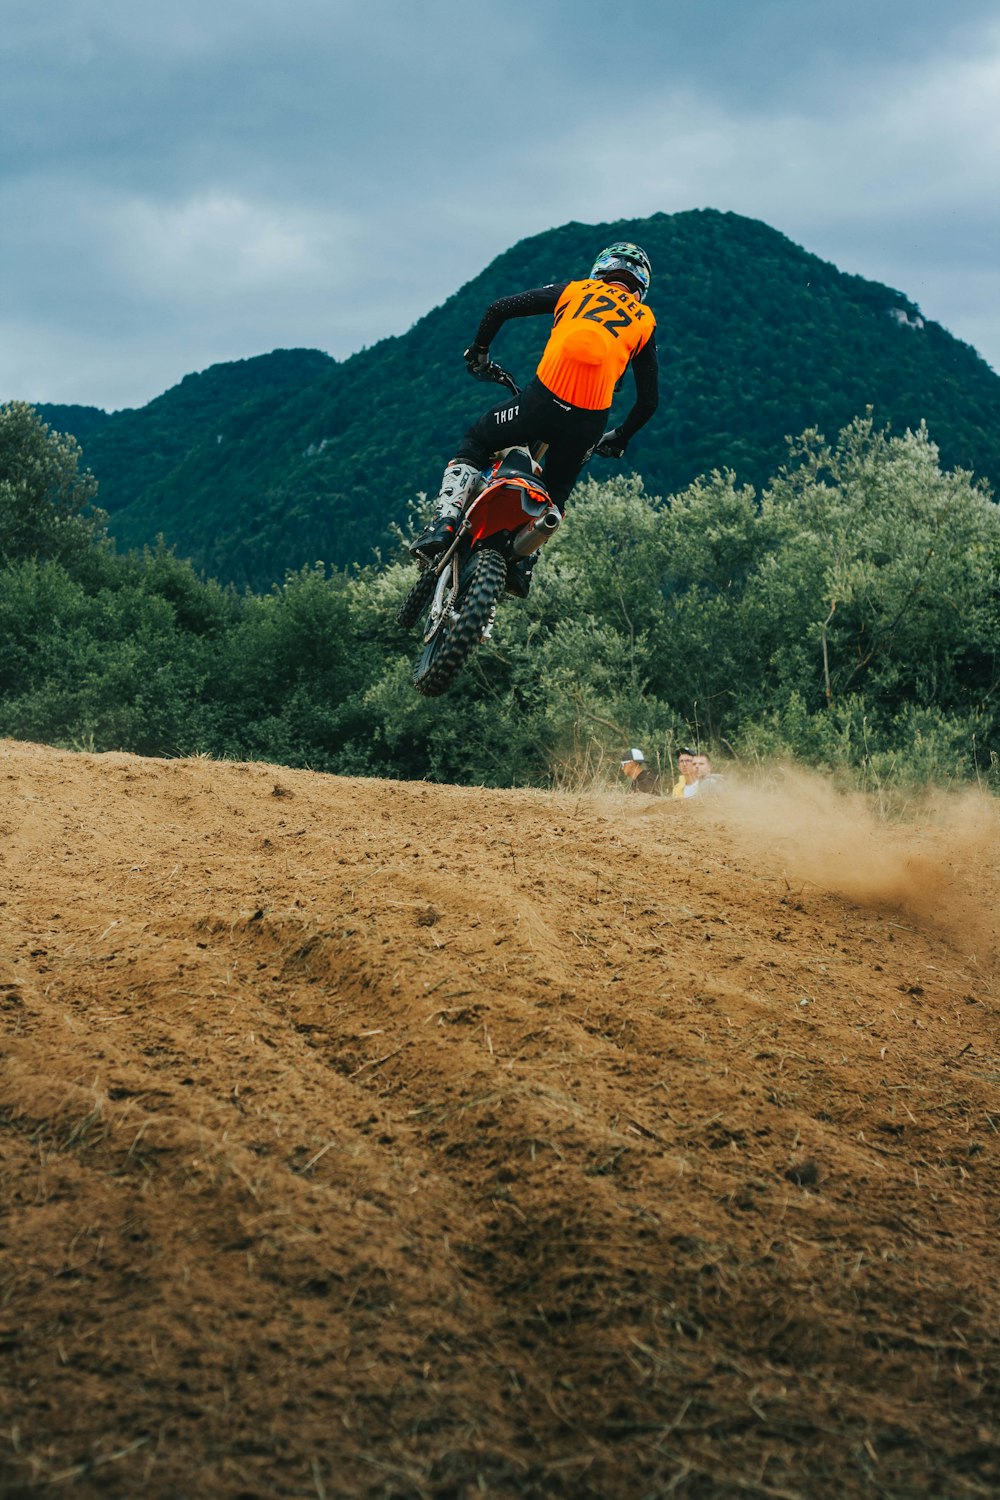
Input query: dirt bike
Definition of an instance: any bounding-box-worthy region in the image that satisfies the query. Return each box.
[397,363,564,698]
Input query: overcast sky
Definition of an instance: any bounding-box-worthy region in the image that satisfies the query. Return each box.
[2,0,998,411]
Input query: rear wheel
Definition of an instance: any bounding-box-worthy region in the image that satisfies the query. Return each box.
[413,548,506,697]
[396,566,437,629]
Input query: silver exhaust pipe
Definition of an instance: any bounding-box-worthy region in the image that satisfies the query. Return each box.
[511,507,561,558]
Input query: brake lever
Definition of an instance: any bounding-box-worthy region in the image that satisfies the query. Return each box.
[487,363,520,396]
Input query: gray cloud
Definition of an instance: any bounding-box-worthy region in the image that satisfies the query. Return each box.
[1,0,997,409]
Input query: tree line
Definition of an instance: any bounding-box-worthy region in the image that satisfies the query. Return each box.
[1,399,997,795]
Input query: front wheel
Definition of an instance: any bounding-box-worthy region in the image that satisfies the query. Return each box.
[413,548,506,697]
[396,565,437,629]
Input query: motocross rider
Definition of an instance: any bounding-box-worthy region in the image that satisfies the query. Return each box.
[410,242,659,590]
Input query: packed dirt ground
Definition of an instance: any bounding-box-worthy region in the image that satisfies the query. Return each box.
[1,739,998,1499]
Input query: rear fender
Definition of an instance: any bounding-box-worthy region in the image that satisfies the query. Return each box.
[465,476,554,545]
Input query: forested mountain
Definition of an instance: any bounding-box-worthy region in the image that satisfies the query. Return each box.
[38,209,1000,590]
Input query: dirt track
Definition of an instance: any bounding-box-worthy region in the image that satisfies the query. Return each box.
[1,740,998,1499]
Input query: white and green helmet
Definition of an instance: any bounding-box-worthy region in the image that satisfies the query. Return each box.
[590,242,652,300]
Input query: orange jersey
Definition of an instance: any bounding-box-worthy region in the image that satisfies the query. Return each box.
[535,278,656,410]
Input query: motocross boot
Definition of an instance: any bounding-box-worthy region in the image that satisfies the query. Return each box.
[409,461,481,561]
[505,554,536,598]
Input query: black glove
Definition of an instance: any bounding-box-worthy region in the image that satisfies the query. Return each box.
[464,344,490,378]
[595,428,627,458]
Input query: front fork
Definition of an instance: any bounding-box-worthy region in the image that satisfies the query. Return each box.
[422,526,500,645]
[422,531,466,642]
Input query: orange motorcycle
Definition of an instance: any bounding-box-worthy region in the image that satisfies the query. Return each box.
[398,365,563,698]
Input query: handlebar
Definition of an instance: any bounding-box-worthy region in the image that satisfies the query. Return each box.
[471,360,520,397]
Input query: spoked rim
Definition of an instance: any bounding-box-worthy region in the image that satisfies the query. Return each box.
[413,548,506,697]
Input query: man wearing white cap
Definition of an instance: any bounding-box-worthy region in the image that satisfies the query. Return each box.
[619,748,660,794]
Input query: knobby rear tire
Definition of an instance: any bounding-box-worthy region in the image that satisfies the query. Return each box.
[396,566,437,629]
[413,548,506,698]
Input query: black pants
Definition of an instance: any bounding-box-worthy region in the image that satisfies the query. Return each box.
[454,377,608,511]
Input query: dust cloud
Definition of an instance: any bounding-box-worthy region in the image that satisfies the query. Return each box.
[701,766,999,965]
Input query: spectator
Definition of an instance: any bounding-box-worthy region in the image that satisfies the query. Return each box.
[672,747,699,799]
[619,748,660,794]
[692,752,724,795]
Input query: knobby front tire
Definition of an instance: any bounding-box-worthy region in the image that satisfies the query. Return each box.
[396,566,437,629]
[413,548,506,698]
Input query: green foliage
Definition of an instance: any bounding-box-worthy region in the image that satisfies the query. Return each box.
[0,400,996,796]
[201,565,382,766]
[35,211,1000,591]
[0,402,105,568]
[0,557,213,754]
